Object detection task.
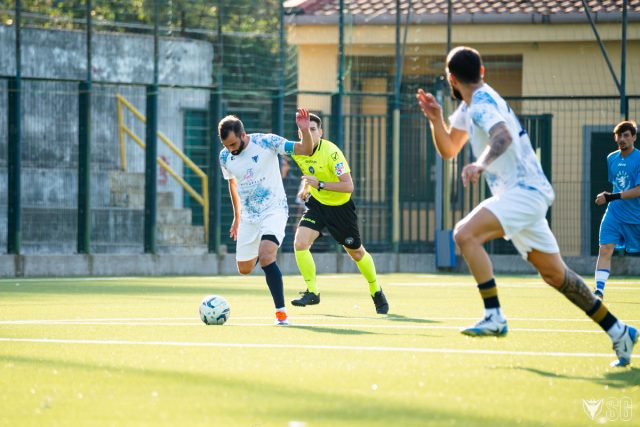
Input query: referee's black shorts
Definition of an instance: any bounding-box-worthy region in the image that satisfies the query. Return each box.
[298,196,362,249]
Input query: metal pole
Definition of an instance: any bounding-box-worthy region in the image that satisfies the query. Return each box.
[86,0,92,84]
[153,1,159,87]
[581,0,622,95]
[394,0,401,110]
[217,0,224,92]
[8,0,22,254]
[144,0,159,253]
[274,0,285,135]
[335,0,344,149]
[77,0,92,253]
[207,0,225,254]
[391,0,401,253]
[436,0,453,235]
[208,91,222,254]
[621,0,628,119]
[447,0,452,53]
[434,0,456,268]
[443,0,452,231]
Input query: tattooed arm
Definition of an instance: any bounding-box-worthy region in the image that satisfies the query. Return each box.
[475,122,513,169]
[460,122,512,186]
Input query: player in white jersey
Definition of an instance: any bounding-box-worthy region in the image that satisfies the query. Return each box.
[416,46,636,367]
[218,109,313,325]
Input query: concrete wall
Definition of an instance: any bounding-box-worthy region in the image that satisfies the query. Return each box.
[0,27,214,252]
[1,253,639,278]
[0,26,213,85]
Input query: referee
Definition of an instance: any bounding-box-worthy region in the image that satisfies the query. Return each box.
[289,113,389,314]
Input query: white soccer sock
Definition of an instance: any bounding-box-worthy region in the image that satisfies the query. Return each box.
[606,321,625,340]
[485,308,505,322]
[595,269,610,291]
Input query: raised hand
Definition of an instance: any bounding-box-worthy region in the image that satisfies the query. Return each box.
[416,89,443,122]
[296,108,311,131]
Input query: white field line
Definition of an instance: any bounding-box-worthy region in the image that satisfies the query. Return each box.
[2,316,640,324]
[384,282,640,290]
[0,336,636,359]
[0,319,619,334]
[1,276,637,286]
[412,274,639,283]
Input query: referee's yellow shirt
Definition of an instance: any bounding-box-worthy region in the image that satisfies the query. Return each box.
[291,139,351,206]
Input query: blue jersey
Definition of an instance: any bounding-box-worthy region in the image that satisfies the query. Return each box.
[605,148,640,224]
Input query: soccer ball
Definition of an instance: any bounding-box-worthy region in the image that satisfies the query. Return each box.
[199,295,230,325]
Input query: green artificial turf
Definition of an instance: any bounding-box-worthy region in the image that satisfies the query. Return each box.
[1,274,638,426]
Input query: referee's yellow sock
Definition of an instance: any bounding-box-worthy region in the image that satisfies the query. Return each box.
[294,249,318,294]
[356,251,381,296]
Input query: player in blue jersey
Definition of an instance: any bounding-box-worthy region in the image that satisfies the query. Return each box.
[218,108,313,325]
[416,46,637,367]
[593,121,640,299]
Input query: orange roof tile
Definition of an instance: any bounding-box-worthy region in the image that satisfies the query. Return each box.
[284,0,640,24]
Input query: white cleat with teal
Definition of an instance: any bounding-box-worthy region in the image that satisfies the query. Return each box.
[461,314,508,337]
[610,325,638,367]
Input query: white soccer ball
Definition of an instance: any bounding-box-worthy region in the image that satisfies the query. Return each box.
[199,295,230,325]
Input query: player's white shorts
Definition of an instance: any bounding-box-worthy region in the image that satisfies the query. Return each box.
[473,187,560,259]
[235,211,288,262]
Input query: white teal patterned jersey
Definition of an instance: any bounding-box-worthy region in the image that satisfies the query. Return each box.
[219,133,296,223]
[449,84,555,205]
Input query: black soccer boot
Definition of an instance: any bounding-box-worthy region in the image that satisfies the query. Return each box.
[291,290,320,307]
[372,289,389,314]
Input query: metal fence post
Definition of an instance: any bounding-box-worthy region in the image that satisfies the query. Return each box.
[77,81,91,253]
[208,90,223,254]
[144,85,158,254]
[8,0,22,254]
[77,0,93,254]
[144,1,159,254]
[7,77,21,255]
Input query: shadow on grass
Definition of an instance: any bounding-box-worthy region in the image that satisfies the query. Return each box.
[323,314,379,320]
[386,314,441,324]
[287,325,377,335]
[322,313,441,324]
[0,353,548,427]
[513,366,640,389]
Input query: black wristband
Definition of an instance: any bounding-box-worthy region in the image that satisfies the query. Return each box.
[604,192,622,202]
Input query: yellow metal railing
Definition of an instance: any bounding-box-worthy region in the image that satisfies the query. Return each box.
[116,94,209,242]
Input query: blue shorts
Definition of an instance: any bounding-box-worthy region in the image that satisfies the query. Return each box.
[599,212,640,253]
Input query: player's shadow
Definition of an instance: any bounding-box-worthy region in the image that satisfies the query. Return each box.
[512,366,640,389]
[386,314,441,324]
[288,325,377,335]
[288,324,439,338]
[322,313,440,324]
